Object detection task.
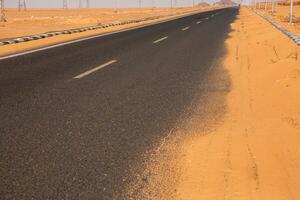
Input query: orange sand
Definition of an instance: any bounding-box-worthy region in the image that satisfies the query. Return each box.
[177,7,300,199]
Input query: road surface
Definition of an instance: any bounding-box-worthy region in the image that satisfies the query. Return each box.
[0,8,238,199]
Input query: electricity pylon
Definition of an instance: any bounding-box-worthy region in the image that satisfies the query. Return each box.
[18,0,27,11]
[63,0,68,9]
[0,0,6,22]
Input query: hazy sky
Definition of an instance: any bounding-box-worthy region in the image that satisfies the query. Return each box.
[4,0,222,8]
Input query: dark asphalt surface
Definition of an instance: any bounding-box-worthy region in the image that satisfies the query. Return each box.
[0,8,238,199]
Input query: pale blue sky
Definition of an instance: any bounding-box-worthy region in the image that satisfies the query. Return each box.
[4,0,221,8]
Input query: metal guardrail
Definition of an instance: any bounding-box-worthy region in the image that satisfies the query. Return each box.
[255,10,300,46]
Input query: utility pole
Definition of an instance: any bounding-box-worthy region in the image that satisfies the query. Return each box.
[0,0,6,22]
[271,0,275,15]
[79,0,82,8]
[264,0,267,11]
[171,0,173,8]
[63,0,68,9]
[87,0,90,8]
[18,0,27,11]
[289,0,293,24]
[260,0,262,9]
[138,0,141,8]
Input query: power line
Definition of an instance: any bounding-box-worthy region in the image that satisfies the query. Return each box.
[0,0,6,22]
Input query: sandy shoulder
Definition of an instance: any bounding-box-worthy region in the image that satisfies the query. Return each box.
[176,7,300,200]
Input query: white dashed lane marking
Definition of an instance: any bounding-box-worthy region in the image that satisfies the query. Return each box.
[74,60,117,79]
[153,36,168,44]
[182,26,190,31]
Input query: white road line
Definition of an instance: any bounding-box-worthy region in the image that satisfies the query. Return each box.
[153,36,168,44]
[182,26,190,31]
[205,17,209,20]
[196,21,202,24]
[74,60,117,79]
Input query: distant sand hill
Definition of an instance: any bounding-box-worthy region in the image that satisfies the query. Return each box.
[214,0,237,6]
[197,2,211,7]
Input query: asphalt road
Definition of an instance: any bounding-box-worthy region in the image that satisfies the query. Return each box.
[0,8,238,199]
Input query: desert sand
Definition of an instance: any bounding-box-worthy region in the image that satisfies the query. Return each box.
[177,7,300,199]
[125,7,300,200]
